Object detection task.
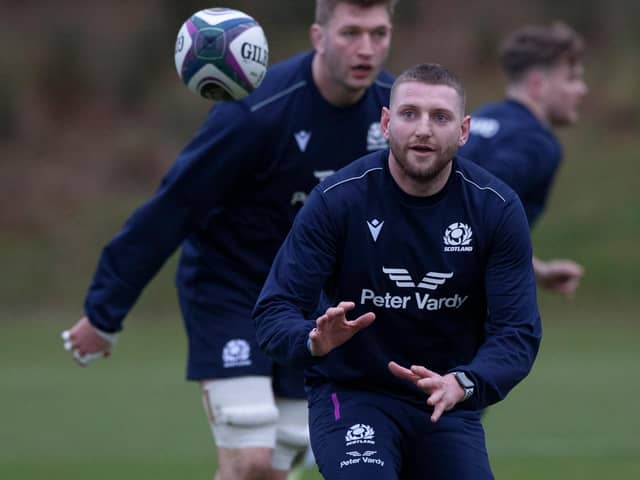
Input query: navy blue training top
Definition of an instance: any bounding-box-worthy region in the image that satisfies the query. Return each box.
[84,51,393,343]
[459,99,562,227]
[254,150,542,411]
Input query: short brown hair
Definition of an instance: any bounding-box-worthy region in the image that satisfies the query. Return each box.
[499,21,584,81]
[315,0,398,25]
[390,63,466,114]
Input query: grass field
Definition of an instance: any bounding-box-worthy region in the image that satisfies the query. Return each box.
[2,297,639,479]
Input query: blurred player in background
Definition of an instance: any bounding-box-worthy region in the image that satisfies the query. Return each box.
[460,21,588,297]
[62,1,398,479]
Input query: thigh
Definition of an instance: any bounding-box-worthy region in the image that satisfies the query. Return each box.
[409,411,493,480]
[308,385,403,480]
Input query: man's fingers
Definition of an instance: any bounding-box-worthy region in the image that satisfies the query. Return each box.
[325,306,347,321]
[417,378,441,392]
[388,361,420,382]
[549,276,581,297]
[336,301,356,312]
[315,314,328,333]
[321,304,373,327]
[324,302,356,321]
[562,261,584,276]
[388,361,411,376]
[390,363,442,386]
[410,365,436,378]
[426,389,445,406]
[549,260,584,280]
[431,402,446,423]
[352,312,375,329]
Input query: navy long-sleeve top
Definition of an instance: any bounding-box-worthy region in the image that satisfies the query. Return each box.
[459,99,562,227]
[254,150,542,411]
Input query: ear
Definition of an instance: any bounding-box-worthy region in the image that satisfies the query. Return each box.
[381,107,391,139]
[526,70,547,100]
[458,115,471,146]
[310,24,324,54]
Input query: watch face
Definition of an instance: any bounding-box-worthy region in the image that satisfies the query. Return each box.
[455,372,474,388]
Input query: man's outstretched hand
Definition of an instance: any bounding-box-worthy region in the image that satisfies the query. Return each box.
[533,257,584,298]
[308,301,375,357]
[388,361,464,422]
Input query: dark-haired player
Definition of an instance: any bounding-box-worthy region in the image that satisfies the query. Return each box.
[460,21,588,297]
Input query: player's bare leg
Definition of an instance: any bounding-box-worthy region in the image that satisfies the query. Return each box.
[215,447,283,480]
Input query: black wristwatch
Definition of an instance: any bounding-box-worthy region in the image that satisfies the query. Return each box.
[451,371,474,401]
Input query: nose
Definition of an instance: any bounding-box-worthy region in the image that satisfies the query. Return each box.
[357,33,374,57]
[580,80,589,97]
[415,116,432,137]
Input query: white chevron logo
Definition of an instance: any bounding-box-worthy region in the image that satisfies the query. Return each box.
[294,130,311,152]
[346,451,377,457]
[382,267,453,290]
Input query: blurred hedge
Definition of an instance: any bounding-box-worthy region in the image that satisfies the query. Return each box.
[0,1,638,311]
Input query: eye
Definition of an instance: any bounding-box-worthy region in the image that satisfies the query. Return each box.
[433,112,450,123]
[341,28,359,38]
[372,28,389,40]
[401,110,416,119]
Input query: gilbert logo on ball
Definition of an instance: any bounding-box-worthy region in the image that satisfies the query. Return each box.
[175,8,269,100]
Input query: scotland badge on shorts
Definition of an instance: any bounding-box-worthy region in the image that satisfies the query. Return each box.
[340,424,385,470]
[345,424,376,445]
[222,339,252,368]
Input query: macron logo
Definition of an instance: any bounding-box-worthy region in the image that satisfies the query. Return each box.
[382,267,453,290]
[294,130,311,152]
[367,219,384,241]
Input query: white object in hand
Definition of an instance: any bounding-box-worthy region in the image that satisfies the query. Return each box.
[60,327,118,366]
[73,350,105,365]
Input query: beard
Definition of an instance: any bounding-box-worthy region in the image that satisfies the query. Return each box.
[388,136,457,183]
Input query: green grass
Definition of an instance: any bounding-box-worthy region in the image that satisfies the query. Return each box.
[1,314,213,478]
[2,300,639,479]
